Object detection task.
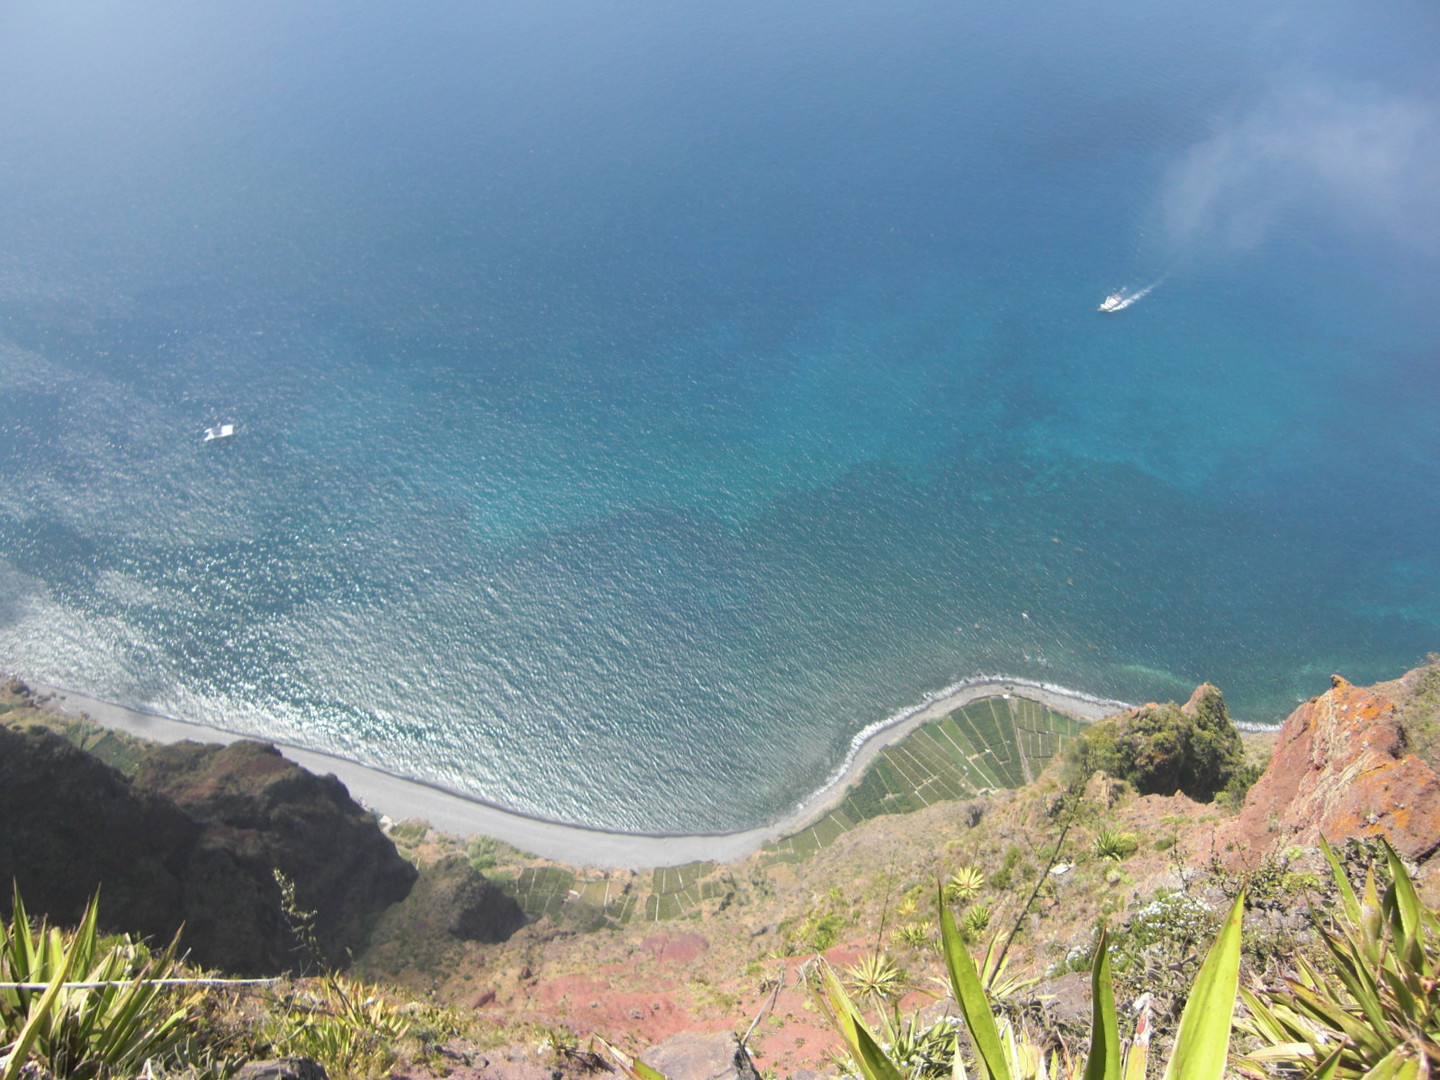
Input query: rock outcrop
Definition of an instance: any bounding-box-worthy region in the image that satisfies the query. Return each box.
[641,1032,762,1080]
[1216,674,1440,867]
[132,740,418,970]
[0,727,416,974]
[0,725,199,944]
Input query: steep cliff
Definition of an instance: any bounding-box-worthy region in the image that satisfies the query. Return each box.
[0,725,417,974]
[1217,672,1440,866]
[132,739,419,969]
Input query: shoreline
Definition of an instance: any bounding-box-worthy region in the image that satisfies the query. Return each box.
[30,676,1131,870]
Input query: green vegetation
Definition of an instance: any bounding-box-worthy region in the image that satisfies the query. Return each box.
[1,889,197,1080]
[0,683,150,776]
[1,883,459,1080]
[385,820,429,847]
[491,860,735,928]
[844,954,907,1003]
[943,867,986,904]
[960,904,991,942]
[1092,830,1139,861]
[811,885,1246,1080]
[475,694,1087,932]
[1064,686,1245,802]
[1240,837,1440,1080]
[764,696,1082,865]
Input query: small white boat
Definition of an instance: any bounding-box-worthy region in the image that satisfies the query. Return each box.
[1099,277,1164,313]
[203,423,235,442]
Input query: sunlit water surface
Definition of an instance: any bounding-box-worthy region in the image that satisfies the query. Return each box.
[0,0,1437,830]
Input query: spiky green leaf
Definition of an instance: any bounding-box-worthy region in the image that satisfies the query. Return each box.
[1083,927,1121,1080]
[1159,892,1244,1080]
[939,887,1011,1080]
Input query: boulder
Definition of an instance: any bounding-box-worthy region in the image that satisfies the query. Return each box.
[360,856,525,977]
[640,1032,761,1080]
[233,1060,328,1080]
[426,857,526,941]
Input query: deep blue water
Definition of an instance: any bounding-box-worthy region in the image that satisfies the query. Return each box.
[0,0,1437,831]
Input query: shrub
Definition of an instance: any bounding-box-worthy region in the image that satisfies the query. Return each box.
[1215,760,1265,812]
[385,820,428,847]
[1064,686,1245,802]
[810,914,845,953]
[1106,891,1219,1004]
[1092,830,1140,861]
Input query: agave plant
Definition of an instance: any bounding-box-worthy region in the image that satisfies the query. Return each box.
[0,888,198,1080]
[810,884,1245,1080]
[898,922,935,951]
[265,975,415,1080]
[846,954,908,1003]
[1092,831,1140,862]
[962,906,992,942]
[945,868,987,905]
[1239,836,1440,1080]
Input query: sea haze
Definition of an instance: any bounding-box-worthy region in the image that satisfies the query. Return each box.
[0,0,1437,831]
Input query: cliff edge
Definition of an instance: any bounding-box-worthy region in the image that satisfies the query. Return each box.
[0,719,417,974]
[1216,669,1440,866]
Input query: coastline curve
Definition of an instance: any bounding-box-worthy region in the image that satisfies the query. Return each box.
[29,676,1131,869]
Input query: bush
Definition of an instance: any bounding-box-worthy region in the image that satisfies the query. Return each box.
[1065,686,1245,802]
[810,914,846,952]
[1215,760,1264,811]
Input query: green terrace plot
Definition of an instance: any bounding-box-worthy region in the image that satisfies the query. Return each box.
[0,696,150,774]
[643,861,731,922]
[501,866,637,930]
[500,860,736,928]
[761,695,1084,864]
[496,696,1085,925]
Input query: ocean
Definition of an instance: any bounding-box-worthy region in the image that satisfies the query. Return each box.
[0,0,1436,831]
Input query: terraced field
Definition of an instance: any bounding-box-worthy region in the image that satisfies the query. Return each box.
[496,694,1086,924]
[758,695,1082,864]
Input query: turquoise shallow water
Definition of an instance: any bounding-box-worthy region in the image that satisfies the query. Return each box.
[0,0,1437,830]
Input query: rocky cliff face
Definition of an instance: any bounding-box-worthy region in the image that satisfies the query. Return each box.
[1217,673,1440,866]
[132,740,419,970]
[0,726,417,974]
[0,725,199,943]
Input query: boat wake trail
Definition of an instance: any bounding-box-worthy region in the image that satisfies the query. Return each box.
[1098,275,1166,313]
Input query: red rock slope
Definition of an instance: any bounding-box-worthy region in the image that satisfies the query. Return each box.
[1217,674,1440,867]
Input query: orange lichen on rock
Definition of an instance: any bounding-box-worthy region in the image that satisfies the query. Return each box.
[1215,675,1440,867]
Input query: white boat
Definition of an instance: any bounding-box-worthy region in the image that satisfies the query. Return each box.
[1099,277,1163,313]
[203,423,235,442]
